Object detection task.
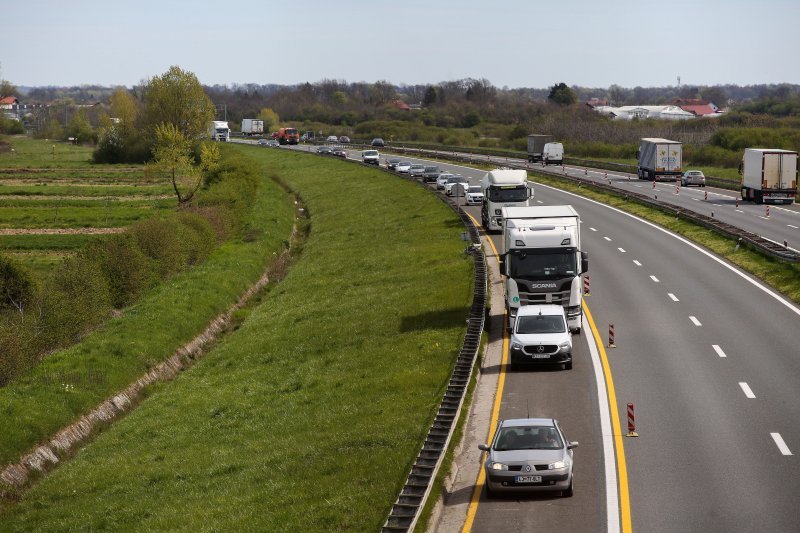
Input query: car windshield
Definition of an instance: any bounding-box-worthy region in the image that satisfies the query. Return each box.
[399,162,411,166]
[516,314,566,334]
[364,151,378,156]
[411,165,424,169]
[508,249,576,279]
[424,167,439,172]
[487,186,528,202]
[468,186,481,193]
[494,426,563,451]
[447,177,467,184]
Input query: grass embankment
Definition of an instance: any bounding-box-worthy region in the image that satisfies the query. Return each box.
[530,171,800,304]
[1,147,474,531]
[0,168,294,472]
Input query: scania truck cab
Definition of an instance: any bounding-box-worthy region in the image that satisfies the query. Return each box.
[480,169,532,232]
[501,205,588,334]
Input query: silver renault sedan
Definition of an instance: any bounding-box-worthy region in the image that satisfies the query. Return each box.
[478,418,577,497]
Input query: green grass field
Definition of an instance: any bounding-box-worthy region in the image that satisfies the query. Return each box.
[0,184,172,197]
[0,136,96,168]
[1,147,473,531]
[0,204,173,228]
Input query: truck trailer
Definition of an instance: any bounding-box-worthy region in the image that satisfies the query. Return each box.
[480,169,533,232]
[739,148,798,205]
[241,119,264,136]
[500,205,588,334]
[637,138,682,181]
[208,121,230,142]
[527,134,553,163]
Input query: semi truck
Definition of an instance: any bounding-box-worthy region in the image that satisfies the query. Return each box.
[527,134,553,163]
[241,119,264,136]
[276,127,300,145]
[480,169,533,232]
[739,148,798,205]
[208,121,230,142]
[500,205,588,334]
[637,138,682,181]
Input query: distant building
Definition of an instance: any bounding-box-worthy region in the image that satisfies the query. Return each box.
[673,98,722,117]
[391,99,411,111]
[593,105,695,121]
[1,96,20,120]
[585,97,608,108]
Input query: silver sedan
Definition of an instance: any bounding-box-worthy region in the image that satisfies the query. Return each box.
[479,418,577,497]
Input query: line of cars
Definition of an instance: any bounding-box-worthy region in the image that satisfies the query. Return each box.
[384,158,484,204]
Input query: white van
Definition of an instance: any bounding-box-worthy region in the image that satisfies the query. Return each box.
[542,142,564,165]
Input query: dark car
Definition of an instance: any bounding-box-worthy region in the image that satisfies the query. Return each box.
[339,136,351,144]
[422,166,441,183]
[387,158,401,170]
[332,148,347,158]
[371,138,385,147]
[316,146,333,155]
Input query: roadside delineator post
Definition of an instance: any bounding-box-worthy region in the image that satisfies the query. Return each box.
[608,323,616,348]
[736,198,739,208]
[652,180,656,189]
[584,168,588,176]
[704,190,708,201]
[627,403,639,437]
[766,205,770,218]
[604,171,608,180]
[675,182,680,194]
[584,275,590,296]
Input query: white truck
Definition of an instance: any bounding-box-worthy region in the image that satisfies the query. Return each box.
[739,148,798,205]
[542,142,564,165]
[500,205,588,334]
[208,121,230,142]
[241,119,264,136]
[527,134,553,163]
[480,169,533,232]
[637,138,682,181]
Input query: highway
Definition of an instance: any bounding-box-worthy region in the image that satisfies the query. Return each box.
[280,143,800,531]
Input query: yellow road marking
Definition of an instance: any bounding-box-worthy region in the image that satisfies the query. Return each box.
[584,302,632,532]
[462,215,506,532]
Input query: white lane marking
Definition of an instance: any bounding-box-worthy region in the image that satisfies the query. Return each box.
[604,236,612,242]
[668,293,679,302]
[712,345,727,358]
[771,433,793,456]
[691,198,700,202]
[633,184,642,188]
[618,248,626,253]
[735,209,744,213]
[537,200,544,204]
[583,314,621,533]
[689,316,702,326]
[759,216,770,220]
[590,227,598,232]
[739,382,756,398]
[650,275,660,282]
[533,183,800,319]
[789,224,799,229]
[633,260,642,266]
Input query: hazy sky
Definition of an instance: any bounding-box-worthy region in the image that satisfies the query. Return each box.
[2,0,798,89]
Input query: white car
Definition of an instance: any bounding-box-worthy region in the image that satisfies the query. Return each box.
[509,304,572,369]
[436,173,455,189]
[409,164,426,177]
[465,185,484,205]
[326,135,339,143]
[362,150,380,165]
[396,161,412,173]
[444,176,469,196]
[681,170,706,187]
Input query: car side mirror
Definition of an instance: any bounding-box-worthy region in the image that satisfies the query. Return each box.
[567,441,579,450]
[581,251,589,273]
[478,444,490,452]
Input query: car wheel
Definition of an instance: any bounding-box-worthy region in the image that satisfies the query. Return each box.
[563,477,574,497]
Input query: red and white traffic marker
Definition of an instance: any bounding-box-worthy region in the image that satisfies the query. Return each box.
[584,168,588,176]
[604,171,608,180]
[608,323,616,348]
[652,180,656,189]
[704,190,708,201]
[735,198,739,208]
[675,183,680,194]
[766,205,771,218]
[627,403,639,437]
[584,275,591,296]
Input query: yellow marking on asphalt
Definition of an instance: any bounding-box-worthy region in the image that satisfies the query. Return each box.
[584,302,632,533]
[462,214,506,532]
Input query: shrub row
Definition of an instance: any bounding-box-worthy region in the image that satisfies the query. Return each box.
[0,148,261,385]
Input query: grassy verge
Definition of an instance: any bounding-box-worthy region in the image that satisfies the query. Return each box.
[1,147,474,531]
[0,137,95,168]
[0,204,173,228]
[0,234,102,250]
[0,184,172,197]
[0,171,294,469]
[530,171,800,303]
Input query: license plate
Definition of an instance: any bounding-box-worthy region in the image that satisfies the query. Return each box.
[531,354,550,359]
[515,475,542,483]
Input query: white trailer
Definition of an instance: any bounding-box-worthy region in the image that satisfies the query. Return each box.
[480,169,532,232]
[501,205,588,334]
[208,121,230,142]
[740,148,798,205]
[527,134,553,163]
[637,138,682,181]
[241,119,264,136]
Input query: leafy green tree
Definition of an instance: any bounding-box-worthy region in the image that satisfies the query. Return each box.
[66,108,96,144]
[0,79,16,99]
[548,83,577,106]
[257,107,280,132]
[142,66,215,140]
[149,123,218,204]
[423,86,438,107]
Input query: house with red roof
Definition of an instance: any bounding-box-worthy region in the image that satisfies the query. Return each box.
[674,98,721,117]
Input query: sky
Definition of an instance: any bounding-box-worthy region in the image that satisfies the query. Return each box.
[2,0,799,90]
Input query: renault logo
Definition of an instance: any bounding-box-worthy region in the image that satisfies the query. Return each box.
[536,345,544,353]
[525,465,532,473]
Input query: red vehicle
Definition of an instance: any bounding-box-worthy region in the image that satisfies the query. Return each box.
[276,127,300,145]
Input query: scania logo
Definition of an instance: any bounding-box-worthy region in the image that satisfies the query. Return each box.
[531,283,557,289]
[536,345,545,353]
[524,465,532,472]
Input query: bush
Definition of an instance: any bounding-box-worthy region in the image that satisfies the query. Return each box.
[0,315,37,386]
[0,116,25,135]
[0,254,37,313]
[175,211,217,265]
[131,218,185,277]
[83,233,154,308]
